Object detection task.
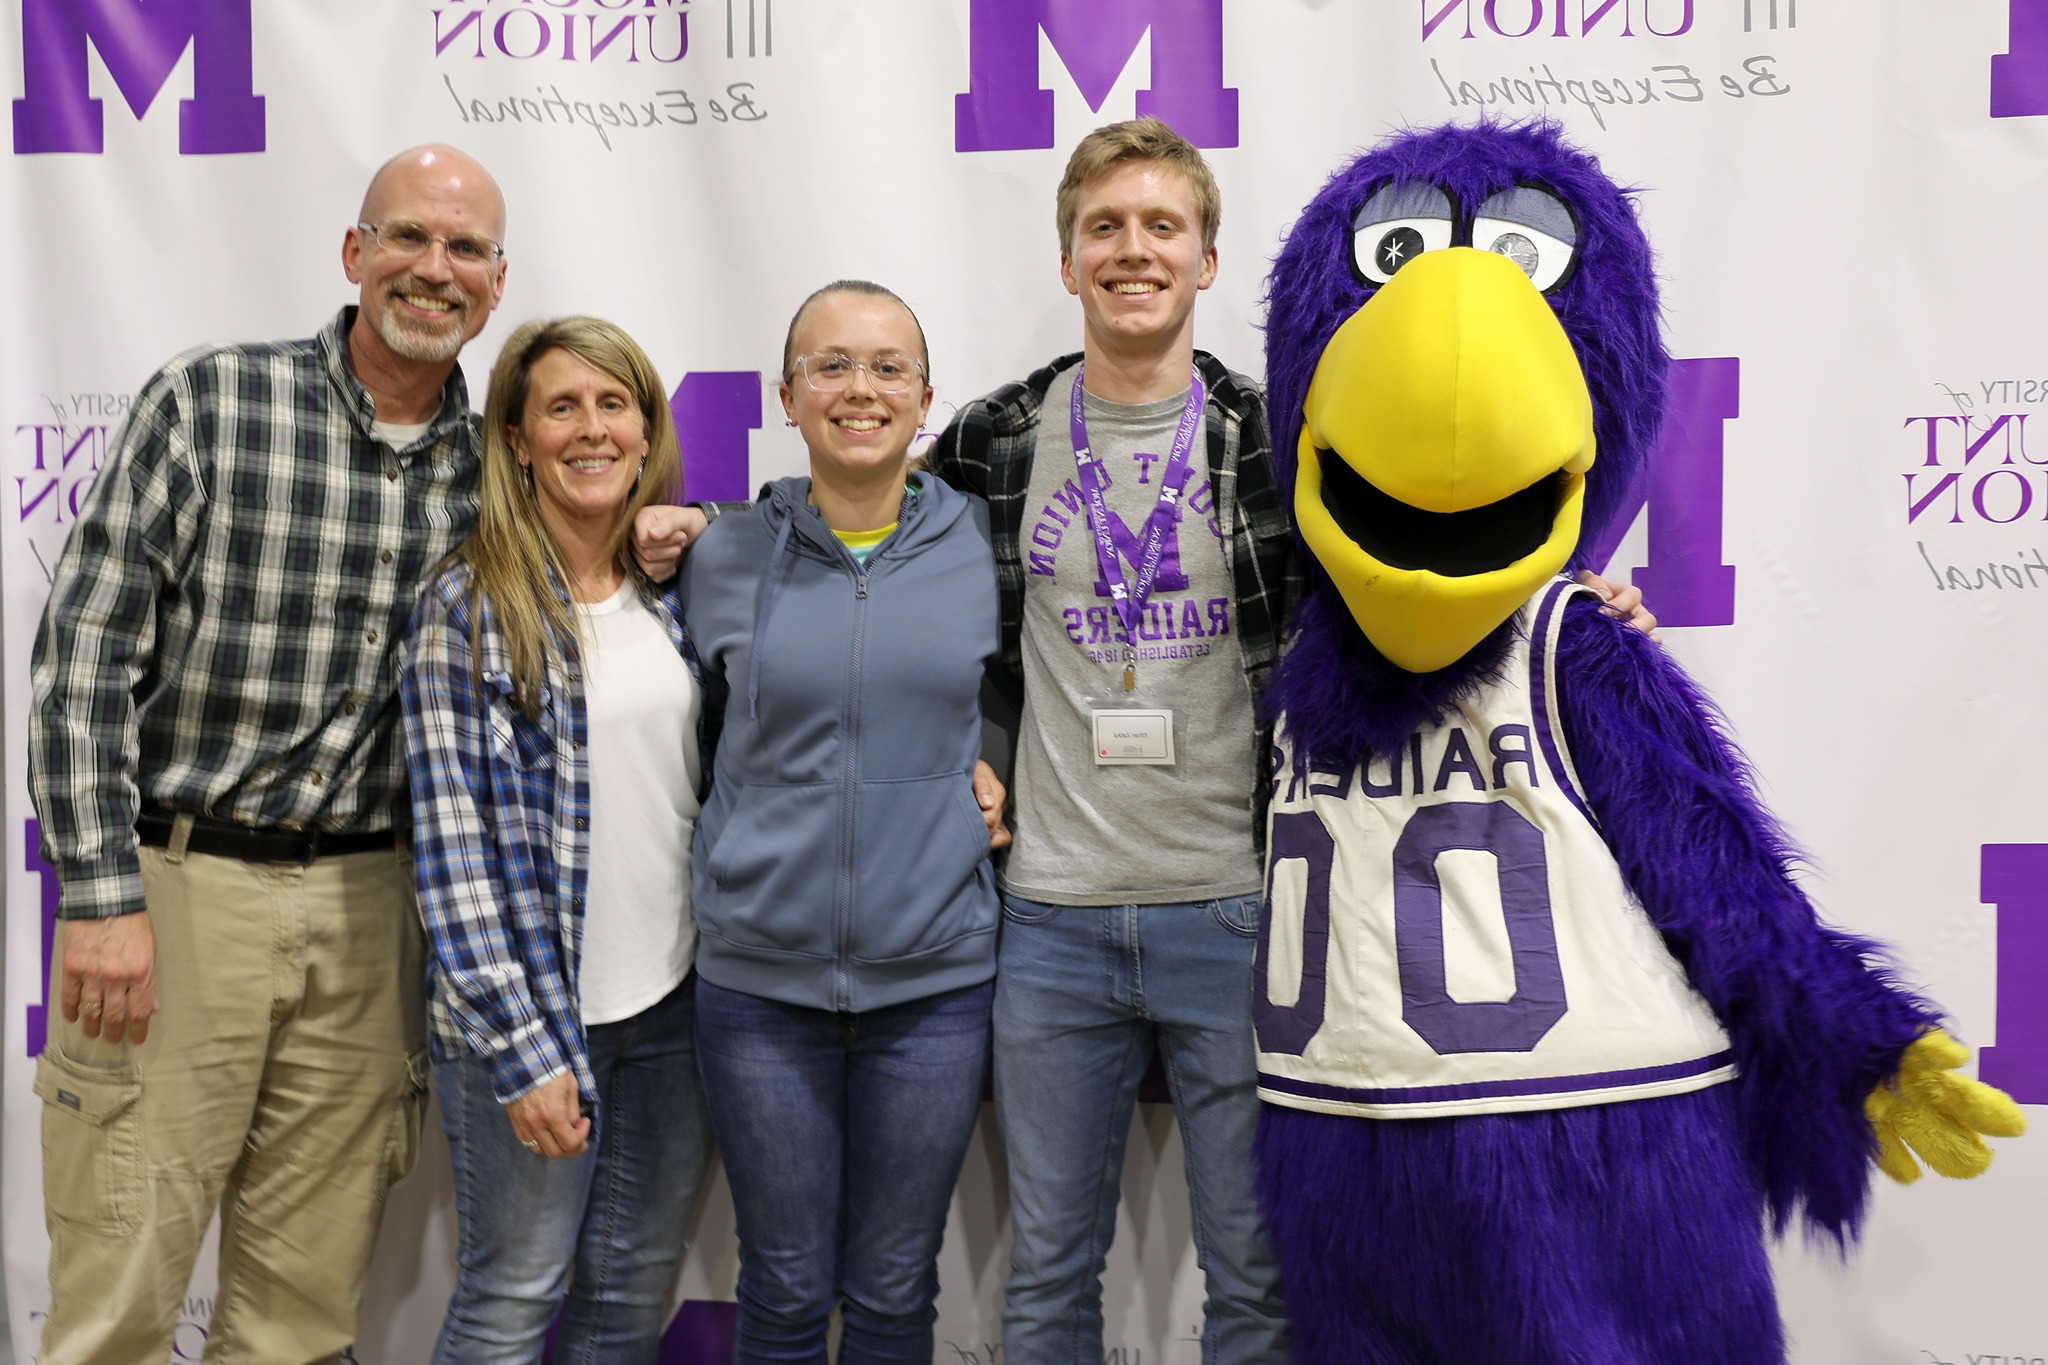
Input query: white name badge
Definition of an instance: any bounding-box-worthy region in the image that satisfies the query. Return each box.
[1092,708,1176,766]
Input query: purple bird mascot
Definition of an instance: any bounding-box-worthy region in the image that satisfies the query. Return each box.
[1249,120,2024,1365]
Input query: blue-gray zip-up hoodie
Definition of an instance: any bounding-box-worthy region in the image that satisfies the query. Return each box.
[679,471,1001,1012]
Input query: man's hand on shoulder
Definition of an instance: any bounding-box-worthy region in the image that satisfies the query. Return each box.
[61,913,159,1045]
[631,504,708,582]
[1575,570,1658,641]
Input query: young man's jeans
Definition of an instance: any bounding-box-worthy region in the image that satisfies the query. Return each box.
[694,976,994,1365]
[993,894,1290,1365]
[431,973,714,1365]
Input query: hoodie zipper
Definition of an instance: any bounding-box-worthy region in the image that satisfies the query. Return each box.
[836,553,871,1011]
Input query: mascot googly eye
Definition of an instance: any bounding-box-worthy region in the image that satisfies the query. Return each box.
[1351,181,1580,293]
[1251,119,2023,1365]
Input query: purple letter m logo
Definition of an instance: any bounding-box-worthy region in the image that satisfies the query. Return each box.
[1992,0,2048,118]
[13,0,264,154]
[955,0,1238,152]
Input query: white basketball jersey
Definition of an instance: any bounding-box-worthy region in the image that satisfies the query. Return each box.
[1255,579,1733,1119]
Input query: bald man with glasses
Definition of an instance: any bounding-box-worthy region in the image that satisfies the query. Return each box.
[28,144,507,1364]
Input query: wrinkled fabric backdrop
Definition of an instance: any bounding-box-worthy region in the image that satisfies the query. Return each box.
[3,3,2045,1361]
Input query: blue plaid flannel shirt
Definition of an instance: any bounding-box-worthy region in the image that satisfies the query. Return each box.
[400,559,700,1105]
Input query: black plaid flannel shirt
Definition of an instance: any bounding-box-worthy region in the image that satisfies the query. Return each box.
[29,308,480,920]
[924,350,1302,847]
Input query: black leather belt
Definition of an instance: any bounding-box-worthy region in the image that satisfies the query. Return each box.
[136,807,396,864]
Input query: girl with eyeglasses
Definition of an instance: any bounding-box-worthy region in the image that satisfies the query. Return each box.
[679,280,1004,1364]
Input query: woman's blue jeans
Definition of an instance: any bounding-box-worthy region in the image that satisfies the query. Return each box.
[693,977,994,1365]
[431,973,715,1364]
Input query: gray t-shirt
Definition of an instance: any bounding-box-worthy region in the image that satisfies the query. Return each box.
[1001,369,1263,905]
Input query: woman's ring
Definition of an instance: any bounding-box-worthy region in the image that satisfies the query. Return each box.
[521,1139,540,1152]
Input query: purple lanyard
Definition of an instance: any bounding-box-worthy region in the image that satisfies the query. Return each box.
[1068,364,1205,655]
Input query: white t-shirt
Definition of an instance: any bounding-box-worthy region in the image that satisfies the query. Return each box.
[371,418,431,451]
[577,581,701,1026]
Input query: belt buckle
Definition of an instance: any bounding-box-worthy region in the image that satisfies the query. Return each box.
[298,826,322,866]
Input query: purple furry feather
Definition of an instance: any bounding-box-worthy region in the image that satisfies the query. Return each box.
[1263,118,1668,546]
[1251,120,1941,1362]
[1254,604,1936,1364]
[1553,595,1938,1241]
[1256,1090,1783,1365]
[1261,584,1520,768]
[1262,119,1670,775]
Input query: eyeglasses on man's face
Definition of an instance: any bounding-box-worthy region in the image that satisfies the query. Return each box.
[356,220,505,269]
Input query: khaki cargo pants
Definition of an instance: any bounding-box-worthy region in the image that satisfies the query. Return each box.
[35,843,427,1365]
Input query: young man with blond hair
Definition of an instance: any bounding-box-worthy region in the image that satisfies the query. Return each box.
[926,117,1294,1364]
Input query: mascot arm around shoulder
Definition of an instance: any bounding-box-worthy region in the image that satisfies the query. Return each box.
[1251,119,2023,1365]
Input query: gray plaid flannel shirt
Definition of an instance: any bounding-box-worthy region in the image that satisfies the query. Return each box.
[29,307,480,920]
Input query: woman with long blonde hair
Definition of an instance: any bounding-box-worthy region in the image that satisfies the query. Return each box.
[402,315,713,1362]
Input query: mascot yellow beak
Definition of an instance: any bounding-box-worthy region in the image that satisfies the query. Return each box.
[1296,247,1595,673]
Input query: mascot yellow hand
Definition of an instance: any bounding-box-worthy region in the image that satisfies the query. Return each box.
[1864,1030,2027,1184]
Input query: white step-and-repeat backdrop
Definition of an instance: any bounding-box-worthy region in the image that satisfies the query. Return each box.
[3,2,2045,1361]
